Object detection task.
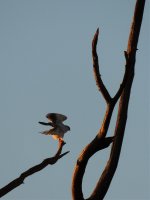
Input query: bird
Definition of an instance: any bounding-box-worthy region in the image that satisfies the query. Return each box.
[39,113,70,142]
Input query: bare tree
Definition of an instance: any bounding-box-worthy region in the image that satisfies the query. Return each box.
[0,0,146,199]
[72,0,146,200]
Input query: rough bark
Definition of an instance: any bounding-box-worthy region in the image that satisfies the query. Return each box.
[72,1,145,199]
[0,141,69,198]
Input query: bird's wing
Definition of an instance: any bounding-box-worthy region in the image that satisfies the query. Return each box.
[40,127,56,135]
[38,121,55,127]
[46,113,67,123]
[40,130,51,135]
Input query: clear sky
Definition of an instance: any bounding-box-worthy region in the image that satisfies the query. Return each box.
[0,1,149,200]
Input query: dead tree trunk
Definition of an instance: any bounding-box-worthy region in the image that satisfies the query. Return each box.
[72,1,146,200]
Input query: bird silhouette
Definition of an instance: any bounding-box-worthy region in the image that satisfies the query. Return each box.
[39,113,70,142]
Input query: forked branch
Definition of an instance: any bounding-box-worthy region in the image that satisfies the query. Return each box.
[72,24,129,200]
[72,0,145,199]
[92,28,111,104]
[89,1,146,199]
[92,29,129,140]
[0,141,69,198]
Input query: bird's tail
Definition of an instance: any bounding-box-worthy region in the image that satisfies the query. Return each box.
[40,130,50,135]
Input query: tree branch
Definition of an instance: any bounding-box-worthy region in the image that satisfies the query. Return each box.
[88,1,146,199]
[112,51,130,104]
[72,136,114,200]
[0,140,69,198]
[72,1,145,200]
[92,28,112,104]
[72,28,129,200]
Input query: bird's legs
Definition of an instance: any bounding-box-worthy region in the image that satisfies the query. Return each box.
[58,138,66,145]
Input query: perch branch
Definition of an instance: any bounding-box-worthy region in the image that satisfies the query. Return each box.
[0,140,69,198]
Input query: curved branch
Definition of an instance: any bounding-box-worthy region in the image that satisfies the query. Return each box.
[92,28,112,104]
[72,24,131,200]
[0,140,69,198]
[72,28,129,200]
[72,97,117,200]
[72,1,145,200]
[112,51,130,104]
[92,29,131,106]
[72,136,114,200]
[72,101,116,200]
[88,1,145,199]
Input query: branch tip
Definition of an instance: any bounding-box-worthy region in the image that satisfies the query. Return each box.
[124,51,128,62]
[59,151,70,159]
[96,28,99,35]
[92,28,99,49]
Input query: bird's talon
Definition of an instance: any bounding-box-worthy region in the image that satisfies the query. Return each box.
[58,139,66,145]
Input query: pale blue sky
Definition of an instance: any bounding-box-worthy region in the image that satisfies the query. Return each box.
[0,1,149,200]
